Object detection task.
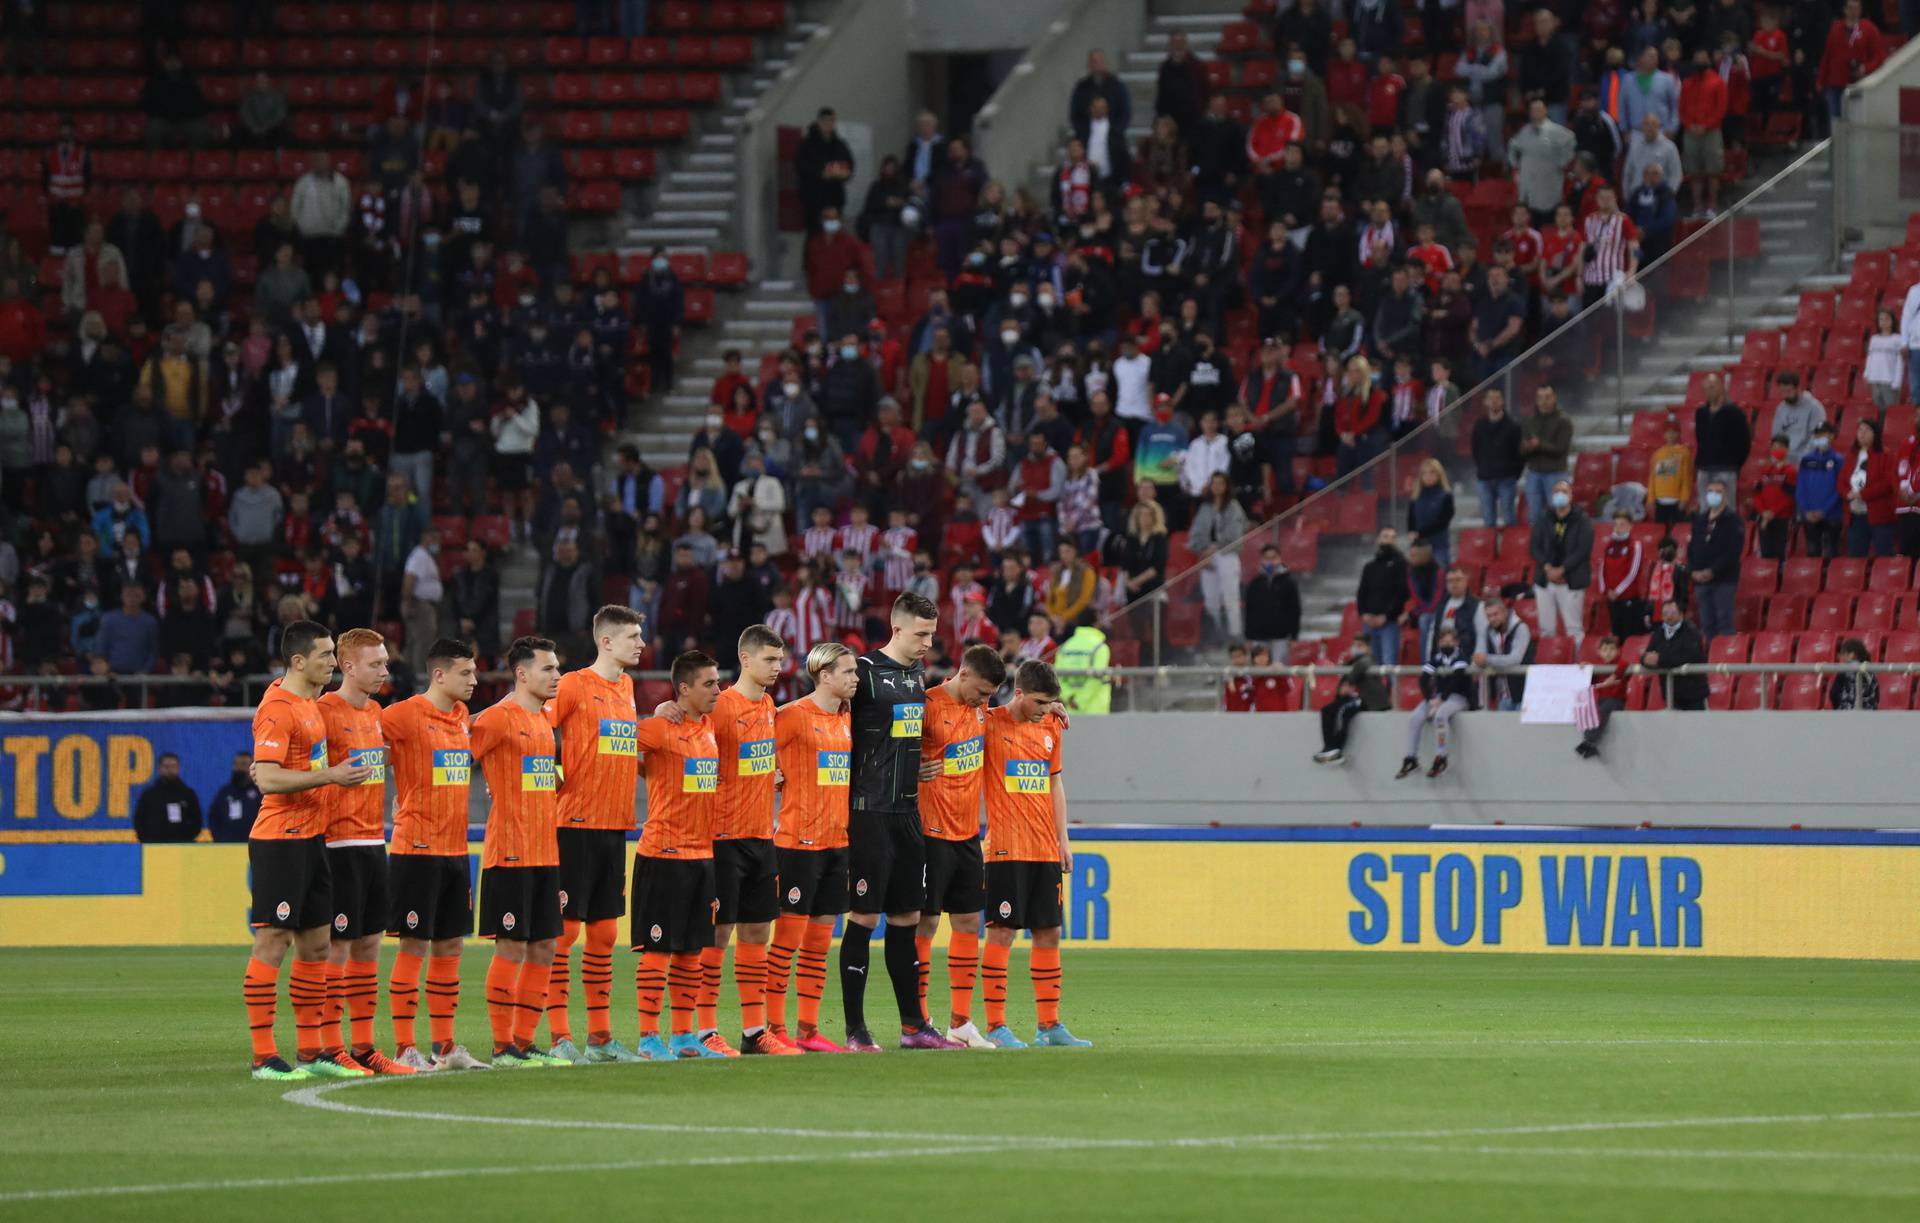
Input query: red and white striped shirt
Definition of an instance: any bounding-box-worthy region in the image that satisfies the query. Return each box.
[837,522,878,566]
[800,525,839,561]
[789,587,837,657]
[878,525,918,591]
[948,581,984,627]
[833,568,869,629]
[984,506,1021,554]
[1581,211,1639,286]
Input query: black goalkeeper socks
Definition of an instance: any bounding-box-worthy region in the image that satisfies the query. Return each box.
[883,922,922,1027]
[839,921,872,1031]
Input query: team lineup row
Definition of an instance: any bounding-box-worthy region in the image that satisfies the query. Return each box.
[239,593,1088,1080]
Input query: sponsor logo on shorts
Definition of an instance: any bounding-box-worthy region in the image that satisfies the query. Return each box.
[334,912,348,931]
[1003,759,1051,794]
[275,900,291,921]
[502,912,516,931]
[431,749,471,785]
[597,718,638,757]
[998,900,1013,918]
[521,755,557,792]
[855,878,868,897]
[737,738,776,776]
[649,923,663,942]
[891,702,924,738]
[682,757,719,793]
[405,910,420,929]
[787,885,802,904]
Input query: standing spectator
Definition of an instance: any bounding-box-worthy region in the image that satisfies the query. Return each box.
[1012,432,1066,562]
[474,51,525,154]
[1816,0,1886,120]
[1692,372,1749,506]
[1473,594,1534,710]
[1076,97,1132,191]
[389,364,443,501]
[1842,418,1896,557]
[509,122,565,230]
[371,472,426,611]
[1427,564,1482,658]
[1313,637,1391,764]
[141,53,213,148]
[1508,100,1575,226]
[291,152,353,280]
[1646,414,1694,528]
[401,525,444,674]
[1764,372,1825,468]
[1469,266,1526,383]
[1155,31,1208,135]
[1356,527,1409,665]
[1828,638,1880,710]
[635,248,685,396]
[1752,434,1798,560]
[1113,501,1169,602]
[1579,186,1640,309]
[239,71,290,147]
[1900,274,1920,408]
[1575,635,1630,758]
[1244,544,1302,657]
[1643,597,1708,709]
[1070,49,1134,136]
[449,541,501,655]
[805,210,874,342]
[928,138,988,278]
[1679,47,1728,216]
[205,753,262,842]
[1407,458,1456,566]
[1398,624,1473,780]
[1622,113,1683,210]
[859,155,914,283]
[133,753,202,842]
[1333,357,1385,477]
[1519,384,1573,523]
[1043,539,1098,633]
[537,536,595,646]
[1471,388,1523,528]
[946,399,1007,517]
[796,107,855,232]
[1626,162,1680,263]
[1687,477,1743,640]
[97,584,160,675]
[148,449,206,558]
[1530,477,1593,646]
[1599,510,1650,636]
[1619,46,1681,136]
[1189,473,1249,643]
[44,119,92,255]
[1865,309,1906,414]
[1246,94,1308,225]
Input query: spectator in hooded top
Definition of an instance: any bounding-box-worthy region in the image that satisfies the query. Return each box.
[1244,544,1302,659]
[1155,32,1209,135]
[1070,49,1134,137]
[1356,527,1410,665]
[796,107,855,232]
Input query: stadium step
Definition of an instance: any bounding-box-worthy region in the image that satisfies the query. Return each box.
[655,190,737,208]
[625,225,724,244]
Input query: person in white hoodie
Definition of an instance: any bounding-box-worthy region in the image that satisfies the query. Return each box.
[290,151,353,279]
[1178,409,1231,503]
[489,376,540,539]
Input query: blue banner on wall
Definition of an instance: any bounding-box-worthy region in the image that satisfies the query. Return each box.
[0,714,253,834]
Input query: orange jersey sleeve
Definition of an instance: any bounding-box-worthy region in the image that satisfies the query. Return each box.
[773,700,851,850]
[251,680,331,840]
[981,707,1065,863]
[317,692,388,843]
[552,668,641,831]
[382,695,473,856]
[711,687,778,841]
[634,714,718,859]
[917,685,987,840]
[472,697,559,869]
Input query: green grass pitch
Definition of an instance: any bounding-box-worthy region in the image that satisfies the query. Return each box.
[1,947,1916,1221]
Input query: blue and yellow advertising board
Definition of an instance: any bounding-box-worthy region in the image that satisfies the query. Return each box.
[2,827,1916,958]
[0,714,251,838]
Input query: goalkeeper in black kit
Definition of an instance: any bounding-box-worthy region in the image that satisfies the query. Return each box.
[842,592,964,1051]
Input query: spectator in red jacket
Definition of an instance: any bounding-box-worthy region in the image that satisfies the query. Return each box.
[1679,48,1729,218]
[803,206,875,340]
[1248,644,1294,710]
[1843,417,1897,557]
[1575,635,1629,759]
[1333,356,1385,477]
[1751,432,1798,559]
[1247,92,1307,223]
[0,277,45,364]
[1598,510,1648,637]
[1816,0,1886,119]
[1223,643,1255,711]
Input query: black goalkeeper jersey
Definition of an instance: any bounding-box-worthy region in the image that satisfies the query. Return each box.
[848,650,926,815]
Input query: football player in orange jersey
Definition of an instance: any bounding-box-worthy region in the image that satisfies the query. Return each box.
[913,643,1006,1050]
[765,641,860,1052]
[314,628,414,1076]
[382,637,486,1071]
[241,621,375,1081]
[980,660,1090,1048]
[470,636,573,1068]
[543,605,648,1065]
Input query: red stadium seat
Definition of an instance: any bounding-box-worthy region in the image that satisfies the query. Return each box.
[592,73,637,104]
[1867,557,1913,592]
[1708,634,1751,664]
[1855,592,1896,630]
[1778,557,1823,596]
[708,251,748,286]
[1778,674,1825,709]
[1808,594,1853,631]
[1826,557,1868,592]
[668,252,707,283]
[683,287,716,324]
[612,147,658,179]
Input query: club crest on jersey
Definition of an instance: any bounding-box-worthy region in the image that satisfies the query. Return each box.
[711,898,721,919]
[1043,734,1053,753]
[855,878,869,896]
[787,886,802,904]
[558,889,570,911]
[334,912,348,931]
[650,924,663,942]
[275,900,291,921]
[405,910,420,930]
[502,912,516,932]
[998,901,1013,918]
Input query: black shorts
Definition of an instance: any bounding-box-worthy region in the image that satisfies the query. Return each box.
[249,836,332,931]
[387,853,474,940]
[478,865,564,942]
[325,844,390,940]
[630,854,716,953]
[847,808,926,916]
[925,835,986,916]
[557,828,628,923]
[713,837,779,925]
[776,846,850,918]
[986,860,1064,932]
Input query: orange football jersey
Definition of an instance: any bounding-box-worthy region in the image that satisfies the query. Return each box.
[471,696,560,869]
[317,691,387,843]
[251,678,331,840]
[773,699,851,850]
[981,706,1065,864]
[635,714,719,859]
[550,667,640,831]
[711,687,778,841]
[917,683,987,840]
[382,694,472,856]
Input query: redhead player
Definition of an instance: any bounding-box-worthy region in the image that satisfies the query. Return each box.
[470,636,572,1068]
[629,651,728,1059]
[314,628,413,1075]
[980,660,1091,1048]
[381,636,486,1071]
[240,620,374,1081]
[543,605,648,1065]
[764,642,859,1052]
[913,644,1007,1050]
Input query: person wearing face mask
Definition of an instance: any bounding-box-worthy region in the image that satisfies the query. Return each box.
[1244,543,1302,659]
[1752,432,1798,560]
[764,356,820,443]
[1529,478,1593,648]
[1355,528,1410,665]
[634,247,684,394]
[985,315,1043,419]
[207,751,264,842]
[821,332,880,453]
[1684,477,1743,641]
[1796,420,1844,558]
[1599,510,1649,637]
[825,269,875,341]
[1397,623,1474,781]
[1642,598,1708,709]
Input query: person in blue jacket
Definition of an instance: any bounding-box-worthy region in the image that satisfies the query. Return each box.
[1796,421,1845,558]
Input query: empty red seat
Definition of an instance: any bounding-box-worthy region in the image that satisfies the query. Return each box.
[1811,363,1855,402]
[632,36,671,65]
[668,252,707,283]
[612,147,658,179]
[607,111,648,141]
[683,287,715,324]
[1796,291,1835,327]
[1808,594,1854,631]
[679,72,722,104]
[1457,527,1496,568]
[1708,634,1751,663]
[657,0,700,28]
[1880,676,1917,709]
[1778,557,1823,596]
[1741,330,1781,365]
[1738,560,1780,596]
[1868,557,1914,592]
[592,73,636,104]
[1850,249,1890,290]
[1855,591,1896,630]
[552,73,591,104]
[1219,19,1260,52]
[1781,327,1822,369]
[589,36,629,64]
[1826,557,1868,591]
[647,110,691,141]
[564,149,612,178]
[1778,673,1824,709]
[708,251,748,286]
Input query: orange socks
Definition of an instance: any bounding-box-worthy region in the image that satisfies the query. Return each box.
[583,919,618,1045]
[796,922,832,1031]
[636,951,668,1036]
[426,954,461,1053]
[389,950,423,1051]
[668,952,701,1036]
[914,935,933,1023]
[485,955,517,1053]
[696,944,725,1033]
[243,957,279,1064]
[947,930,980,1027]
[545,920,580,1044]
[345,958,379,1052]
[982,942,1011,1032]
[765,914,806,1033]
[735,941,768,1034]
[1030,946,1061,1028]
[323,961,348,1054]
[511,959,547,1049]
[289,958,329,1061]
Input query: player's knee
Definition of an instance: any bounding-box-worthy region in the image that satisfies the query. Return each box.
[1033,927,1062,948]
[949,912,982,935]
[985,927,1017,947]
[738,922,772,943]
[429,937,463,958]
[529,938,557,965]
[846,912,880,930]
[293,927,331,959]
[251,927,295,962]
[350,934,382,960]
[889,911,920,927]
[914,915,941,937]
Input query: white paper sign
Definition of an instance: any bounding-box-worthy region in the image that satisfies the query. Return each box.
[1520,664,1592,724]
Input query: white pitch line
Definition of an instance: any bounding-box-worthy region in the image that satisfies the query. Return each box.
[1254,1037,1920,1049]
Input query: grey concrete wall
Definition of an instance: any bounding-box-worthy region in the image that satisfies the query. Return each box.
[908,0,1073,52]
[1061,712,1920,830]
